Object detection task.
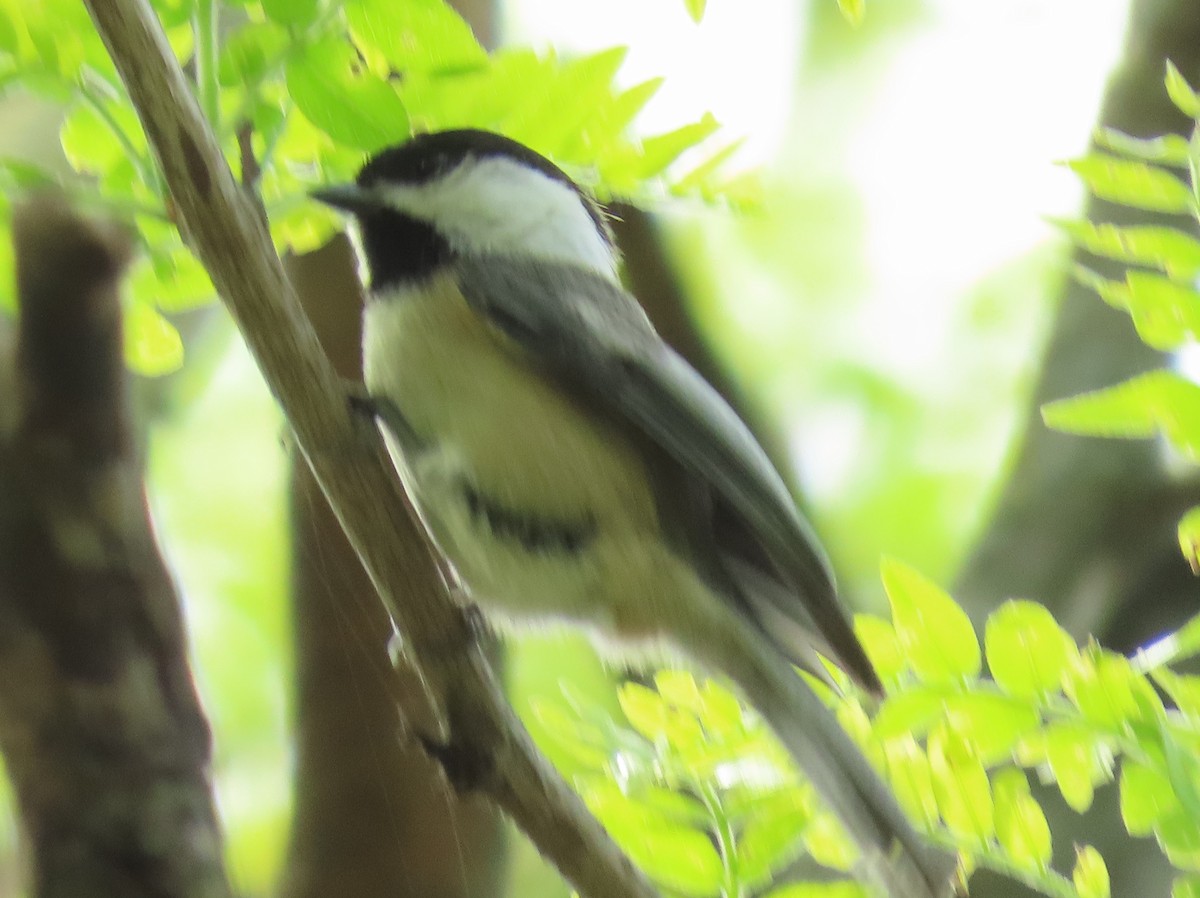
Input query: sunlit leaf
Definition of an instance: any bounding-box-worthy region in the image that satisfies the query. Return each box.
[218,22,290,87]
[132,250,214,313]
[1176,875,1200,898]
[1093,128,1190,167]
[261,0,320,27]
[1073,845,1110,898]
[1057,220,1200,278]
[124,300,184,376]
[1066,154,1194,214]
[881,558,980,682]
[855,614,907,683]
[1153,668,1200,716]
[738,790,813,891]
[285,37,409,151]
[837,0,865,27]
[1161,808,1200,870]
[942,693,1040,764]
[1063,650,1145,728]
[346,0,485,74]
[984,600,1077,698]
[1166,60,1200,119]
[585,783,723,896]
[1041,370,1200,461]
[632,114,721,179]
[993,767,1051,871]
[682,0,706,24]
[802,811,857,871]
[1017,723,1110,813]
[1120,759,1179,836]
[1179,506,1200,574]
[882,736,939,828]
[873,689,944,741]
[928,724,993,843]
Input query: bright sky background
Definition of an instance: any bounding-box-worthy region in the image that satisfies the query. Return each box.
[507,0,1137,579]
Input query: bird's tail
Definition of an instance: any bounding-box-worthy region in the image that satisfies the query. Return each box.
[709,619,958,898]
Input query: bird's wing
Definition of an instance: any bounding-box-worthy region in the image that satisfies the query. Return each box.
[456,254,878,690]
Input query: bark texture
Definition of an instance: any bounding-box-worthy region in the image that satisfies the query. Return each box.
[0,195,231,898]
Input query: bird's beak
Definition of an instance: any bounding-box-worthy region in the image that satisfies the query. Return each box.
[310,184,379,215]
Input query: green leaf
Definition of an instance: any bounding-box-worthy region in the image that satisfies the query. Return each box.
[1120,759,1179,836]
[854,614,907,683]
[993,767,1052,871]
[1041,370,1200,461]
[873,689,944,741]
[262,0,321,27]
[632,114,722,179]
[682,0,706,23]
[1063,650,1146,728]
[1093,128,1191,167]
[881,736,939,828]
[0,158,57,191]
[1161,808,1200,870]
[132,250,214,313]
[881,558,980,682]
[943,693,1040,764]
[618,681,704,751]
[60,99,149,178]
[218,22,290,87]
[527,699,613,772]
[1166,61,1200,119]
[1056,220,1200,278]
[1066,154,1194,214]
[985,600,1077,698]
[124,301,184,376]
[927,724,993,843]
[802,811,857,872]
[1175,875,1200,898]
[1179,506,1200,575]
[1017,723,1110,812]
[1153,668,1200,715]
[586,784,723,896]
[1073,845,1110,898]
[345,0,486,74]
[285,37,409,151]
[837,0,865,27]
[737,790,813,890]
[1123,271,1200,349]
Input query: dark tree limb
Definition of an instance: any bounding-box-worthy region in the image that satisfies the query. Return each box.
[81,2,657,896]
[0,195,231,898]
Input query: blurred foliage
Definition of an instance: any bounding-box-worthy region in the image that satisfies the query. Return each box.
[0,1,1180,898]
[1048,61,1200,580]
[0,0,746,376]
[538,559,1200,898]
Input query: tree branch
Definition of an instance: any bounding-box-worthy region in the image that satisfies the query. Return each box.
[0,194,231,898]
[80,2,657,896]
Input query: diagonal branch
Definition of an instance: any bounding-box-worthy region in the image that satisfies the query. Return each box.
[79,2,657,897]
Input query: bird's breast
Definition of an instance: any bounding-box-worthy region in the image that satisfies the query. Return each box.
[360,270,662,547]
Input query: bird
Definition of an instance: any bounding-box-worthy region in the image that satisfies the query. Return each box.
[312,128,956,898]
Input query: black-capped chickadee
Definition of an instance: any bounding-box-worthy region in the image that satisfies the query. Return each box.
[313,129,955,898]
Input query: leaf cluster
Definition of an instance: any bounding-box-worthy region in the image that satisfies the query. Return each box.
[1046,61,1200,577]
[0,0,744,373]
[535,560,1200,898]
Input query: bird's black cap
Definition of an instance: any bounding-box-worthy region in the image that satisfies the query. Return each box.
[313,129,612,290]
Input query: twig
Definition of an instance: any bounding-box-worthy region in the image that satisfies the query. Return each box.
[80,2,658,896]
